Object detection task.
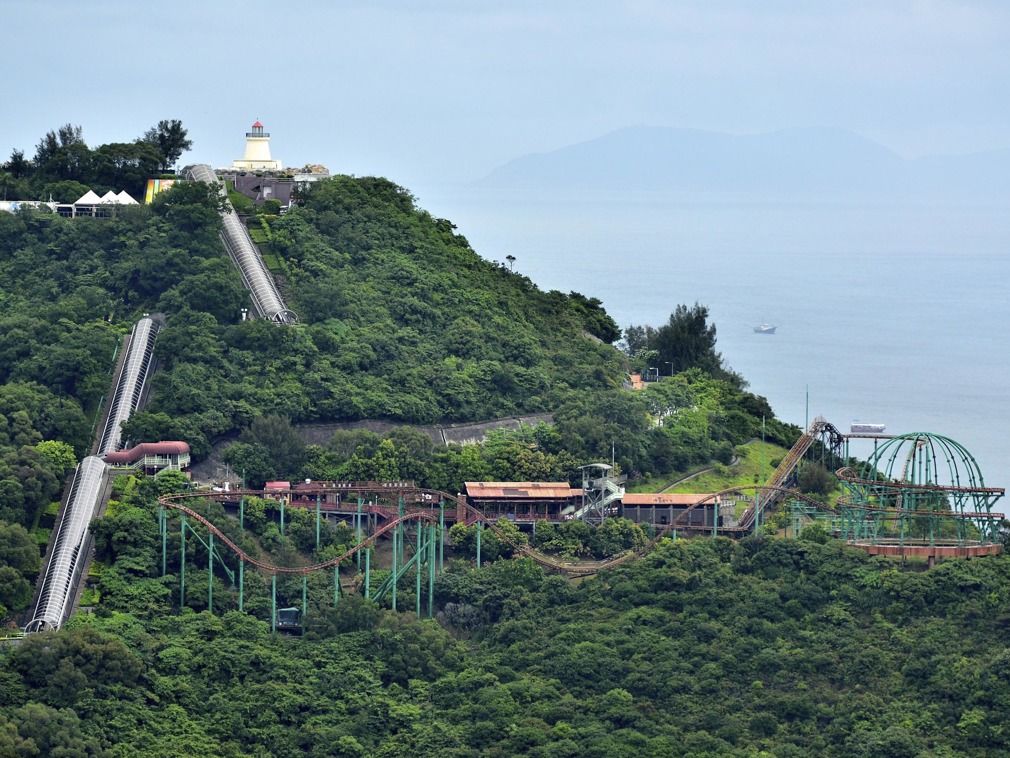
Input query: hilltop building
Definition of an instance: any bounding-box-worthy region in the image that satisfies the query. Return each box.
[233,121,282,171]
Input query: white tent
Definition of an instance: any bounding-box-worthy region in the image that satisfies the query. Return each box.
[99,191,119,204]
[74,190,102,205]
[116,190,138,205]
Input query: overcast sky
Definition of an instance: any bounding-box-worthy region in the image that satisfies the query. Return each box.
[4,0,1010,189]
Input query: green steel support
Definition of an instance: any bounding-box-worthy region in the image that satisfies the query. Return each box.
[302,575,307,620]
[415,518,422,618]
[476,521,482,568]
[271,575,277,634]
[712,503,717,537]
[364,548,371,600]
[333,566,339,606]
[208,532,214,614]
[180,514,187,607]
[280,497,286,535]
[428,522,436,618]
[239,496,245,533]
[355,498,363,570]
[392,519,398,611]
[372,531,428,605]
[238,559,244,612]
[439,500,445,571]
[315,494,321,551]
[398,497,406,564]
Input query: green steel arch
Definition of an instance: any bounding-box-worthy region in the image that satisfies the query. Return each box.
[837,432,1004,551]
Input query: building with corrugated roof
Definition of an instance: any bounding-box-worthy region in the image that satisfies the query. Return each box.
[464,481,584,522]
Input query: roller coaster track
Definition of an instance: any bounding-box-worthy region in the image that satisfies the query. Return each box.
[160,496,434,574]
[157,484,838,581]
[737,416,844,530]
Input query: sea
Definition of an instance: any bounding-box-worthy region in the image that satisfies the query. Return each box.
[416,185,1010,489]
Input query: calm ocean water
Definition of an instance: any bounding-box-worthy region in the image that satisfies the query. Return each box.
[419,186,1010,488]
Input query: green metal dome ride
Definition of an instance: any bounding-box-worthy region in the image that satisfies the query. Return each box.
[836,433,1005,559]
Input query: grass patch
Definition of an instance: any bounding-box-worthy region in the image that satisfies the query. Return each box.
[668,440,789,494]
[631,440,791,494]
[629,461,716,493]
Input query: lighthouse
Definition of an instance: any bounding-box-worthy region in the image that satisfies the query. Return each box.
[232,120,282,171]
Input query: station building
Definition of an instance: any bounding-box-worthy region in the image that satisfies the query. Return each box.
[463,481,584,522]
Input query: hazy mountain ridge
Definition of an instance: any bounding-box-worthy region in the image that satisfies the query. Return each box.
[479,126,1010,199]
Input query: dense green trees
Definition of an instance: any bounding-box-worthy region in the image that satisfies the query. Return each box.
[0,521,39,620]
[624,302,741,384]
[1,121,191,200]
[6,519,1010,755]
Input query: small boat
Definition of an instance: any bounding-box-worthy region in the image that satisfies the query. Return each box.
[753,323,776,334]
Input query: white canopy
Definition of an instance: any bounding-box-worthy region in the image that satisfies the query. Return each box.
[74,190,102,205]
[99,190,119,204]
[116,190,138,205]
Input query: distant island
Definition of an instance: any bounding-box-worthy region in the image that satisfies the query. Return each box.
[478,125,1010,200]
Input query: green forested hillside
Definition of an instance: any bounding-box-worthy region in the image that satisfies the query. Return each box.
[0,172,793,485]
[0,178,622,460]
[3,530,1010,756]
[3,134,1008,758]
[130,175,625,450]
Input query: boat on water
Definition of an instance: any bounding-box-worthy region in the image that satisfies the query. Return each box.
[850,422,886,434]
[753,323,776,334]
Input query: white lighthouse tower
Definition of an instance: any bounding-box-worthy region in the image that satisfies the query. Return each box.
[232,120,282,171]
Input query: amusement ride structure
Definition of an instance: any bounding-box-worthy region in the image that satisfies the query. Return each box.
[836,433,1004,562]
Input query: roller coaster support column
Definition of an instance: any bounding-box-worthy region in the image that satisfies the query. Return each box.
[355,498,363,570]
[476,521,482,568]
[180,514,187,607]
[398,497,405,564]
[753,493,761,533]
[239,496,245,533]
[392,519,398,611]
[365,548,371,600]
[415,519,422,617]
[208,533,214,614]
[280,497,286,535]
[333,566,339,606]
[302,576,307,621]
[428,522,436,618]
[711,503,717,538]
[315,494,321,551]
[439,500,445,572]
[271,575,277,634]
[238,560,244,612]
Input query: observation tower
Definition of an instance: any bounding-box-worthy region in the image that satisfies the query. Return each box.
[233,120,282,171]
